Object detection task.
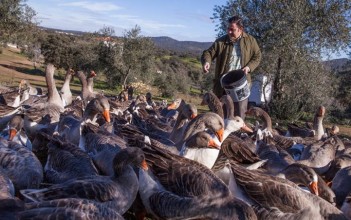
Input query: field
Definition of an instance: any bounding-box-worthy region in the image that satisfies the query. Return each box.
[0,46,350,138]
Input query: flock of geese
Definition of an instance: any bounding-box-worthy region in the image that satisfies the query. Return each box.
[0,63,351,219]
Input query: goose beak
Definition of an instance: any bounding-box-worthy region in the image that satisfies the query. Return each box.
[140,160,148,171]
[8,129,17,141]
[167,103,177,110]
[190,113,197,119]
[208,139,221,149]
[309,181,319,196]
[216,128,224,142]
[103,109,111,123]
[241,123,253,133]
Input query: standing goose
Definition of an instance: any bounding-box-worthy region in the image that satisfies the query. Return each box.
[201,91,224,119]
[21,147,148,216]
[59,68,75,107]
[75,70,96,104]
[22,64,64,139]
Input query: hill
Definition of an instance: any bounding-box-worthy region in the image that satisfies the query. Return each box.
[150,36,212,56]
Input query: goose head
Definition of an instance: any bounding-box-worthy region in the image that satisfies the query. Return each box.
[225,116,253,133]
[113,147,148,176]
[279,163,319,196]
[7,114,24,141]
[83,97,111,123]
[183,131,221,151]
[167,98,183,110]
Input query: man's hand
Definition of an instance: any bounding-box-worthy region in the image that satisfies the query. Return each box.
[203,62,210,73]
[242,66,250,74]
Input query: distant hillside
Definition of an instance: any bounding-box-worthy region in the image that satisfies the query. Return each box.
[150,36,212,56]
[323,58,351,72]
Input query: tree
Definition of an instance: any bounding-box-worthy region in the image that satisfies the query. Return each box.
[212,0,351,120]
[97,25,156,90]
[40,32,99,70]
[0,0,37,49]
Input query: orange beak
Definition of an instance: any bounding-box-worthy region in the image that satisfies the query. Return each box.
[208,139,221,149]
[216,128,224,143]
[308,181,319,196]
[190,113,197,119]
[167,103,177,110]
[140,160,148,171]
[241,123,253,133]
[103,109,111,123]
[8,129,17,141]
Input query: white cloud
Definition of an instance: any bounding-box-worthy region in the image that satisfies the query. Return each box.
[59,1,122,12]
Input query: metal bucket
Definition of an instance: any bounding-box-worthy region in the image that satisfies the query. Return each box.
[220,69,250,102]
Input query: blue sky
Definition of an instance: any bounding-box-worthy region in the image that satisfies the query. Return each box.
[27,0,228,42]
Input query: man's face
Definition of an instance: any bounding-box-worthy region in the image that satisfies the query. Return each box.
[227,23,242,40]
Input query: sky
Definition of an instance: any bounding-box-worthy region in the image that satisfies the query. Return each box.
[26,0,228,42]
[26,0,348,59]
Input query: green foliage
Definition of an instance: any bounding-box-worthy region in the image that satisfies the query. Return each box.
[96,25,156,89]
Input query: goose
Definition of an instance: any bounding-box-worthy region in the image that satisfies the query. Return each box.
[44,135,99,184]
[0,137,43,193]
[19,79,43,96]
[181,95,252,169]
[0,86,22,107]
[18,198,124,220]
[56,96,111,146]
[331,166,351,208]
[59,68,75,107]
[75,70,96,103]
[22,64,64,139]
[0,104,22,131]
[229,162,347,219]
[79,122,127,176]
[341,192,351,219]
[0,168,15,199]
[297,136,339,175]
[87,70,96,93]
[256,130,336,203]
[0,114,32,150]
[324,153,351,183]
[252,204,322,220]
[21,147,148,216]
[137,142,257,220]
[201,91,224,119]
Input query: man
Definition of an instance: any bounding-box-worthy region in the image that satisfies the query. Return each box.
[201,15,261,119]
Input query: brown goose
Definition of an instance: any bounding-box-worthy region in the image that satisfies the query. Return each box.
[137,142,257,220]
[0,137,43,193]
[22,64,64,139]
[230,163,347,219]
[201,91,224,119]
[331,166,351,208]
[75,70,96,103]
[87,70,96,94]
[18,198,124,220]
[180,112,224,145]
[44,135,99,184]
[21,147,148,216]
[19,79,43,96]
[79,122,127,176]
